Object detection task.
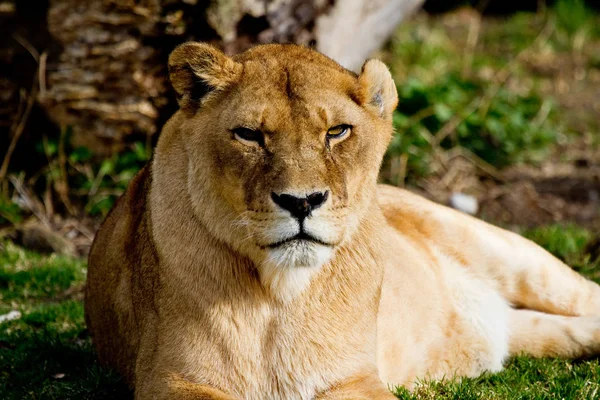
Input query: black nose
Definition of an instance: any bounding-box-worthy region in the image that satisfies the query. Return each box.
[271,191,329,220]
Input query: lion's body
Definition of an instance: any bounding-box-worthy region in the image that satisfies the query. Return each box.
[86,43,600,400]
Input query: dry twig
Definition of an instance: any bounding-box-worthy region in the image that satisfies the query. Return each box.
[0,77,39,183]
[461,12,482,77]
[0,35,46,184]
[8,175,50,227]
[446,147,504,182]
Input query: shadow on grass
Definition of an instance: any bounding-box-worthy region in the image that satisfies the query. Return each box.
[0,297,131,400]
[0,328,131,400]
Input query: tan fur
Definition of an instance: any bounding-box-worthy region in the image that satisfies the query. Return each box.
[85,43,600,399]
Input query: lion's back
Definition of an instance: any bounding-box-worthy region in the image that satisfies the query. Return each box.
[85,164,154,386]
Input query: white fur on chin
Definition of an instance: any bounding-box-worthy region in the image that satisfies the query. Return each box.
[259,241,333,301]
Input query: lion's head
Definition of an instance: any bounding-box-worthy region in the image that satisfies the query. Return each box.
[167,42,397,299]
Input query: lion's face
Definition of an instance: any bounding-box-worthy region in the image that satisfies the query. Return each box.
[168,43,397,298]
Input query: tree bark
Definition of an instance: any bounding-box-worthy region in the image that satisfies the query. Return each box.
[18,0,424,155]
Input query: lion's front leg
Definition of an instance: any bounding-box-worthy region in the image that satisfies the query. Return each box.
[315,371,396,400]
[132,325,239,400]
[135,372,238,400]
[166,374,238,400]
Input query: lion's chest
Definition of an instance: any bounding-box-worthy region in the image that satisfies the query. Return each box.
[175,294,376,400]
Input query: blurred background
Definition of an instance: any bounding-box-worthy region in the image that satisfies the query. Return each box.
[1,0,600,398]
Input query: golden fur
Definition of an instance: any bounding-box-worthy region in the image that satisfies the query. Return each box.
[85,43,600,399]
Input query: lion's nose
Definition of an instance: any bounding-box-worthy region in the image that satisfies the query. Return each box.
[271,191,329,221]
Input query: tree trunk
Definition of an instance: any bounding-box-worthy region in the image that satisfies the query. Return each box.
[7,0,423,156]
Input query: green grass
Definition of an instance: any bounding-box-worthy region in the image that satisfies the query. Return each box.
[1,223,600,399]
[0,242,130,399]
[394,357,600,399]
[0,246,86,303]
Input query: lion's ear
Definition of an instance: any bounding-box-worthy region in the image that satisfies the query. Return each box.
[358,59,398,120]
[168,42,242,111]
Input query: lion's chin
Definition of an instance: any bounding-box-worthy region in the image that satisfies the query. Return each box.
[259,241,333,301]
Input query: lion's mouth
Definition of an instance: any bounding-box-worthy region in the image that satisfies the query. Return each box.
[264,231,332,249]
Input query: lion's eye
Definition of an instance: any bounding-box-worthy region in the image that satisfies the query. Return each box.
[232,127,264,146]
[326,124,351,141]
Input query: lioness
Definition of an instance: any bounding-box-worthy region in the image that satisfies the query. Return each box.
[85,42,600,400]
